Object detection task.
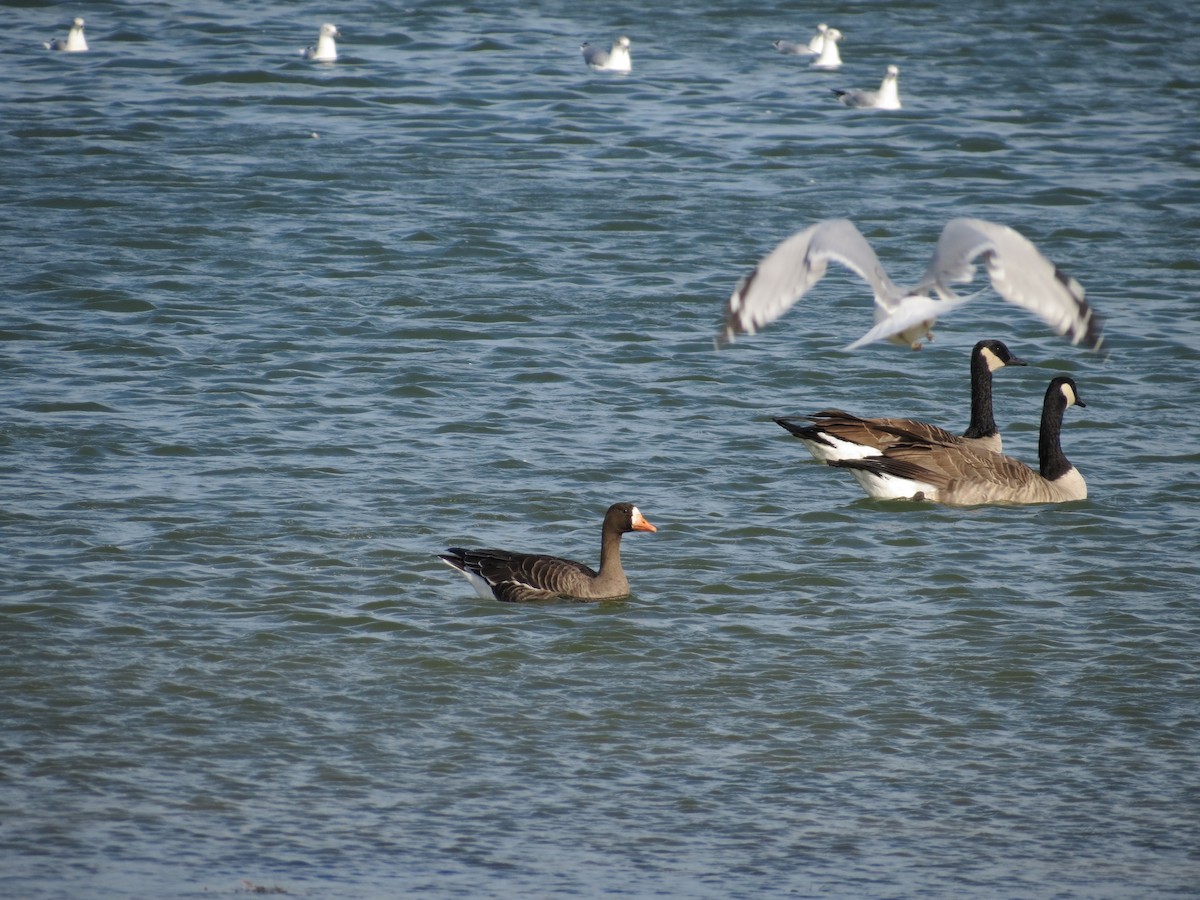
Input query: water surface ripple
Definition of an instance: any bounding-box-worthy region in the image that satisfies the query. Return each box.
[3,1,1199,897]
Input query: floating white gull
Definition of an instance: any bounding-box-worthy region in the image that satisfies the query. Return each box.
[833,65,901,110]
[773,23,828,57]
[806,23,829,54]
[44,16,88,52]
[582,35,632,72]
[810,28,843,69]
[301,22,340,61]
[716,218,1105,353]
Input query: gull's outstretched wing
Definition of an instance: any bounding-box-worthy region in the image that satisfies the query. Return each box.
[921,218,1105,352]
[717,219,902,347]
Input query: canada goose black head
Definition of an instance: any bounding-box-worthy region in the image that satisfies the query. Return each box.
[1054,376,1086,409]
[976,338,1027,372]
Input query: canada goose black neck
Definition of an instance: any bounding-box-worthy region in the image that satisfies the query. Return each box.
[962,339,1025,441]
[1039,376,1084,481]
[963,343,998,441]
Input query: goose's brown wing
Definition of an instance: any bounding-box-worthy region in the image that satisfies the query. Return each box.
[808,410,963,449]
[874,442,1043,503]
[444,547,597,602]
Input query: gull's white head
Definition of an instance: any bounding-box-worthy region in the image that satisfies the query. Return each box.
[806,23,830,54]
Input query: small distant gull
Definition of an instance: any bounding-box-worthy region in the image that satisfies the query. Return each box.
[773,23,828,57]
[716,218,1105,353]
[809,27,843,69]
[833,65,901,110]
[582,35,632,73]
[44,16,88,52]
[301,22,341,61]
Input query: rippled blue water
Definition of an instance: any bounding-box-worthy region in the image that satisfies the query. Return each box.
[3,1,1199,897]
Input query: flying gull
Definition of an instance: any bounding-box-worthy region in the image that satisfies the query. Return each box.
[716,218,1105,353]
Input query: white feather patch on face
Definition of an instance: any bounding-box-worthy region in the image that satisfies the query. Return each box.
[981,346,1003,372]
[1062,382,1077,407]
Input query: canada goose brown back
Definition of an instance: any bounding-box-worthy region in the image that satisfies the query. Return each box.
[775,339,1026,462]
[439,503,657,602]
[830,376,1088,505]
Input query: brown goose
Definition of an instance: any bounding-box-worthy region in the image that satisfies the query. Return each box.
[439,503,657,602]
[775,339,1026,462]
[829,376,1088,505]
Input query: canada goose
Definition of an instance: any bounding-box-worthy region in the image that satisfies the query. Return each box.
[829,376,1088,505]
[439,502,656,602]
[581,35,632,73]
[302,23,340,61]
[44,17,88,52]
[773,23,828,57]
[716,218,1105,353]
[810,27,843,69]
[775,338,1027,462]
[833,65,901,110]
